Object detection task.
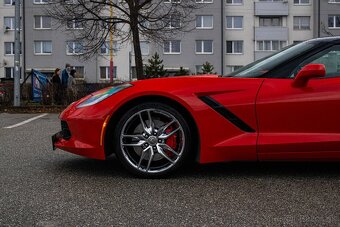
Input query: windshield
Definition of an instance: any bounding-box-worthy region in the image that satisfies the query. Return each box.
[226,41,317,78]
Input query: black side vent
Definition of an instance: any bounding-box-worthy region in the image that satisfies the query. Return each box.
[199,96,255,133]
[61,121,72,140]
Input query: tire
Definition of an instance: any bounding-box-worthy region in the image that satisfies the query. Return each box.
[114,102,193,178]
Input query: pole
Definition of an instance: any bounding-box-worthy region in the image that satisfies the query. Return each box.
[317,0,321,38]
[109,1,114,83]
[221,0,224,75]
[14,0,21,106]
[22,0,26,89]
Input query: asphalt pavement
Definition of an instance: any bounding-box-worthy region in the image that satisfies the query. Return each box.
[0,113,339,226]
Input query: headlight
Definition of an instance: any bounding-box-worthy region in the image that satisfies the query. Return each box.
[77,83,132,108]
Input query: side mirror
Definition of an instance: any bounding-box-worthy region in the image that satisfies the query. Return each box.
[292,64,326,88]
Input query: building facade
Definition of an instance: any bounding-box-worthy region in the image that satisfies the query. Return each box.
[150,0,315,75]
[1,0,133,83]
[137,0,316,76]
[1,0,23,80]
[149,1,223,76]
[314,0,340,37]
[0,0,338,82]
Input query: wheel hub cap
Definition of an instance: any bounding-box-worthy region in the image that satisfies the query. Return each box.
[147,136,158,145]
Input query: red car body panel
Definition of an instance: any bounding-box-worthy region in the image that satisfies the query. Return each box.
[55,76,265,163]
[257,77,340,160]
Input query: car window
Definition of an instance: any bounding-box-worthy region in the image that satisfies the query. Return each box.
[226,41,316,78]
[291,45,340,78]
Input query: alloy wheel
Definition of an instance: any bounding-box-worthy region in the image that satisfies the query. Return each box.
[120,108,185,174]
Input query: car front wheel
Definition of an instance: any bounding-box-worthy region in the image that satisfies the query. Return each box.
[114,102,193,178]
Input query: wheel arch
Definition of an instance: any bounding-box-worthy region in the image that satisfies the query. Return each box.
[104,95,200,161]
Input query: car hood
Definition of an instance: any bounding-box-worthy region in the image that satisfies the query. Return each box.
[128,74,263,96]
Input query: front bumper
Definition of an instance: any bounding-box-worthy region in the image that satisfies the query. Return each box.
[52,120,72,150]
[52,101,110,160]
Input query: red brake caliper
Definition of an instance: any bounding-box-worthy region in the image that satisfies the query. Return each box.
[165,127,177,158]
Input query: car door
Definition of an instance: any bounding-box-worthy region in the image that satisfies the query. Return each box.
[256,44,340,160]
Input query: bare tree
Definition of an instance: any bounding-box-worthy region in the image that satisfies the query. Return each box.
[46,0,202,80]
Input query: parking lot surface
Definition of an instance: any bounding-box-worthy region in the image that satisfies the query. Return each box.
[0,113,339,226]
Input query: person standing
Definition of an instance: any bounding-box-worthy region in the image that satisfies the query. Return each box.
[61,63,71,104]
[51,68,62,105]
[61,63,71,88]
[67,69,76,104]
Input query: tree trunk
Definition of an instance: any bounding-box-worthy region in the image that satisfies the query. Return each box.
[130,12,144,80]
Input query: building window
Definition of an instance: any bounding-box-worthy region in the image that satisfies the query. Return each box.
[196,40,213,54]
[5,67,14,78]
[226,65,243,73]
[66,19,84,29]
[226,16,243,29]
[293,16,310,30]
[328,0,340,3]
[4,0,15,5]
[4,42,21,55]
[66,41,84,55]
[196,0,213,3]
[100,41,118,55]
[72,66,85,79]
[4,17,15,30]
[226,41,243,54]
[328,15,340,28]
[196,15,213,29]
[64,0,77,4]
[293,40,303,45]
[100,66,117,80]
[226,0,243,5]
[34,16,51,29]
[34,0,50,4]
[256,40,287,51]
[164,14,181,29]
[294,0,310,4]
[5,67,21,79]
[34,41,52,55]
[5,42,14,55]
[139,19,149,28]
[164,40,181,54]
[259,17,282,27]
[164,0,181,3]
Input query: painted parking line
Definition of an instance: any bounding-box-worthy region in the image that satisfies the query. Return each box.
[3,113,49,129]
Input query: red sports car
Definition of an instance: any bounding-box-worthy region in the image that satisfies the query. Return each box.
[53,37,340,177]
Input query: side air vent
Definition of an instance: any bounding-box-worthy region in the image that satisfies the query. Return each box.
[199,96,255,133]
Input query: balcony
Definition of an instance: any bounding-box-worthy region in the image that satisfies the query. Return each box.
[255,27,288,40]
[255,1,289,16]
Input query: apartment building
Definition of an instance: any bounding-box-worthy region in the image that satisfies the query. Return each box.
[314,0,340,37]
[149,1,224,76]
[1,0,133,82]
[145,0,315,75]
[0,0,23,80]
[1,0,337,82]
